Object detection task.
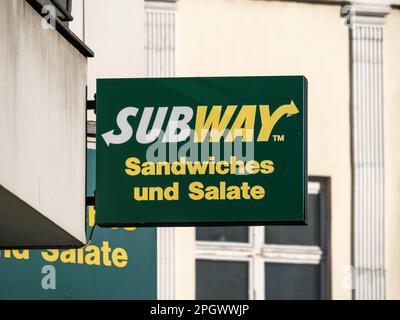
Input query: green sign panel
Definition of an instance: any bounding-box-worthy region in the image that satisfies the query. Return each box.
[96,76,307,226]
[0,150,157,299]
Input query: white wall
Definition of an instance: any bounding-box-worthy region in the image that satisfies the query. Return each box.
[0,0,87,244]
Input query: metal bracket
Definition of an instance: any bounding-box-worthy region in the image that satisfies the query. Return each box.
[86,93,96,114]
[86,196,95,207]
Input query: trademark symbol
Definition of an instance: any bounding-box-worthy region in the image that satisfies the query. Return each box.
[273,134,285,142]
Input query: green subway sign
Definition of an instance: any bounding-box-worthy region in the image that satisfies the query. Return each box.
[96,76,307,226]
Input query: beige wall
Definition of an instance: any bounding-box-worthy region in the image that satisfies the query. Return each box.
[83,0,145,124]
[384,8,400,300]
[70,0,84,39]
[176,0,352,299]
[84,0,146,99]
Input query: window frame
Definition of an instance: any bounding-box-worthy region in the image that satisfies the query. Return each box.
[195,179,330,300]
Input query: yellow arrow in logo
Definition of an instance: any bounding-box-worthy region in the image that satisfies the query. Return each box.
[257,100,300,142]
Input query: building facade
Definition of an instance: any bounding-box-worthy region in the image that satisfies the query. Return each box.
[146,0,400,300]
[1,0,400,300]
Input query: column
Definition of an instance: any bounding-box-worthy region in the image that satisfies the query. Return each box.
[349,2,390,300]
[145,1,176,78]
[145,0,177,300]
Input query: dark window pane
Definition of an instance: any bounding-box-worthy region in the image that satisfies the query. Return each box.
[54,0,72,13]
[196,227,249,242]
[265,263,321,300]
[50,0,73,28]
[265,194,320,246]
[196,260,248,300]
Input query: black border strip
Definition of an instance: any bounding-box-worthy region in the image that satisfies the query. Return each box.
[25,0,94,58]
[96,220,308,228]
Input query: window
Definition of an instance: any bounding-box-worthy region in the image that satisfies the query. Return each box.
[195,179,329,300]
[196,260,249,300]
